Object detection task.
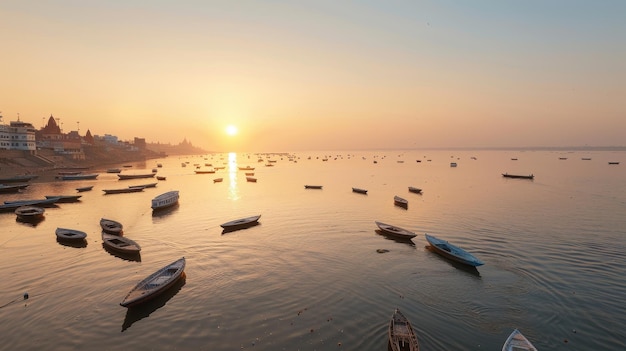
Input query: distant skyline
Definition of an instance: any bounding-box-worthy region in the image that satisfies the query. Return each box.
[1,1,625,152]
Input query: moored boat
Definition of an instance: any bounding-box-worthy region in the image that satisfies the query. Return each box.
[502,173,534,179]
[76,185,94,192]
[304,185,322,189]
[352,187,368,194]
[45,195,82,203]
[213,178,223,183]
[103,187,144,195]
[4,197,61,207]
[100,218,123,235]
[388,308,420,351]
[394,195,408,207]
[375,221,417,240]
[106,168,122,173]
[156,176,167,181]
[117,173,156,180]
[425,233,484,267]
[0,175,38,183]
[220,215,261,231]
[151,191,179,210]
[194,169,215,174]
[102,232,140,254]
[55,227,87,241]
[0,184,29,193]
[238,166,255,171]
[15,206,45,220]
[60,173,99,180]
[502,329,537,351]
[246,177,257,182]
[120,257,185,307]
[408,186,422,194]
[128,182,158,189]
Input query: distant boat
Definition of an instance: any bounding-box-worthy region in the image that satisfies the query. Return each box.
[511,158,518,161]
[151,191,179,211]
[128,182,158,189]
[0,184,29,193]
[76,185,94,192]
[194,169,215,174]
[608,162,620,165]
[44,195,82,203]
[102,187,144,195]
[388,308,420,351]
[120,257,185,308]
[15,206,45,221]
[4,197,60,207]
[408,186,422,194]
[238,166,255,171]
[305,185,323,189]
[375,221,417,240]
[117,173,156,180]
[559,157,568,160]
[245,172,255,176]
[581,158,592,160]
[502,173,534,180]
[157,163,163,168]
[102,232,140,254]
[106,168,122,173]
[352,187,368,194]
[0,175,38,183]
[57,171,82,176]
[60,173,99,180]
[220,215,261,231]
[450,162,457,167]
[502,329,537,351]
[56,227,87,242]
[394,195,408,207]
[246,177,257,182]
[425,233,484,267]
[156,176,167,181]
[100,218,123,235]
[213,178,223,183]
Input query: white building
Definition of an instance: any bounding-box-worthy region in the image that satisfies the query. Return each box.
[0,114,37,151]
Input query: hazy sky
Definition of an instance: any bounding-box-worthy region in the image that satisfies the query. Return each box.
[1,1,625,151]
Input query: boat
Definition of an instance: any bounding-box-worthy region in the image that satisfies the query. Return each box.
[246,177,257,182]
[151,191,179,210]
[220,215,261,230]
[76,185,94,192]
[157,163,163,168]
[213,178,223,183]
[559,157,568,160]
[55,227,87,241]
[156,176,167,181]
[4,197,61,207]
[245,172,255,176]
[304,185,323,189]
[106,168,122,173]
[102,232,140,254]
[394,196,408,207]
[194,169,215,174]
[0,184,29,193]
[57,171,82,176]
[100,218,123,235]
[103,187,144,195]
[375,221,417,240]
[15,206,45,221]
[608,162,620,165]
[44,195,82,202]
[450,162,457,167]
[408,186,422,194]
[238,166,255,171]
[0,175,38,183]
[425,233,484,267]
[120,257,186,307]
[388,308,420,351]
[60,173,99,180]
[352,187,368,194]
[502,329,537,351]
[117,173,156,180]
[128,182,157,189]
[581,158,592,160]
[502,173,534,179]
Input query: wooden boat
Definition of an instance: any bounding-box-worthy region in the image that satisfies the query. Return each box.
[558,157,568,160]
[55,227,87,241]
[76,185,94,192]
[128,182,157,189]
[608,162,620,165]
[57,171,82,176]
[220,215,261,230]
[388,308,420,351]
[0,175,38,183]
[4,197,60,207]
[246,177,257,182]
[352,187,368,194]
[238,166,255,171]
[581,158,592,160]
[450,162,458,167]
[245,172,255,176]
[156,176,167,181]
[106,168,122,173]
[157,163,163,168]
[194,169,215,174]
[408,186,422,194]
[375,221,417,240]
[117,173,156,180]
[213,178,223,183]
[15,206,45,221]
[100,218,123,235]
[151,190,179,210]
[0,184,29,193]
[502,329,537,351]
[102,232,140,254]
[502,173,534,179]
[45,195,82,203]
[120,257,185,307]
[394,195,408,207]
[60,173,99,180]
[425,233,484,267]
[103,187,144,195]
[304,185,323,189]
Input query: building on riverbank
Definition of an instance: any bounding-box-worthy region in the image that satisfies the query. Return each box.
[0,113,37,152]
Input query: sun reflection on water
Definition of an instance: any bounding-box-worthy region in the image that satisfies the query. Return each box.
[227,152,239,200]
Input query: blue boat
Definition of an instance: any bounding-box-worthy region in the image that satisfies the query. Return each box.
[425,234,484,267]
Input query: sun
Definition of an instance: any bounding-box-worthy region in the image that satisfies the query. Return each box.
[225,125,238,136]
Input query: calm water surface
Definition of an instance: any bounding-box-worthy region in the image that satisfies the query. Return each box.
[1,150,625,350]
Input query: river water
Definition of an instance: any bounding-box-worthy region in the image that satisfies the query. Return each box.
[0,150,624,350]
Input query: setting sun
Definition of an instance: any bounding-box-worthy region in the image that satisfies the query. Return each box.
[225,125,238,136]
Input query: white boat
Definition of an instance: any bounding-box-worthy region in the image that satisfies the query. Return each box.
[394,195,408,207]
[120,257,185,307]
[425,233,484,267]
[102,232,140,254]
[100,218,123,235]
[151,191,179,210]
[220,215,261,230]
[502,329,537,351]
[56,227,87,241]
[388,308,420,351]
[375,221,417,240]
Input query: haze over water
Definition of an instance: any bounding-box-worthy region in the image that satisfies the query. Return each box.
[1,149,625,350]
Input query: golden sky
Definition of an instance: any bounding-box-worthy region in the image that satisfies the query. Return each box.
[1,1,624,151]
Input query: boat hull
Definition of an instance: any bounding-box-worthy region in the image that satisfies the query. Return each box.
[151,191,180,210]
[388,309,420,351]
[120,257,186,307]
[425,234,484,267]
